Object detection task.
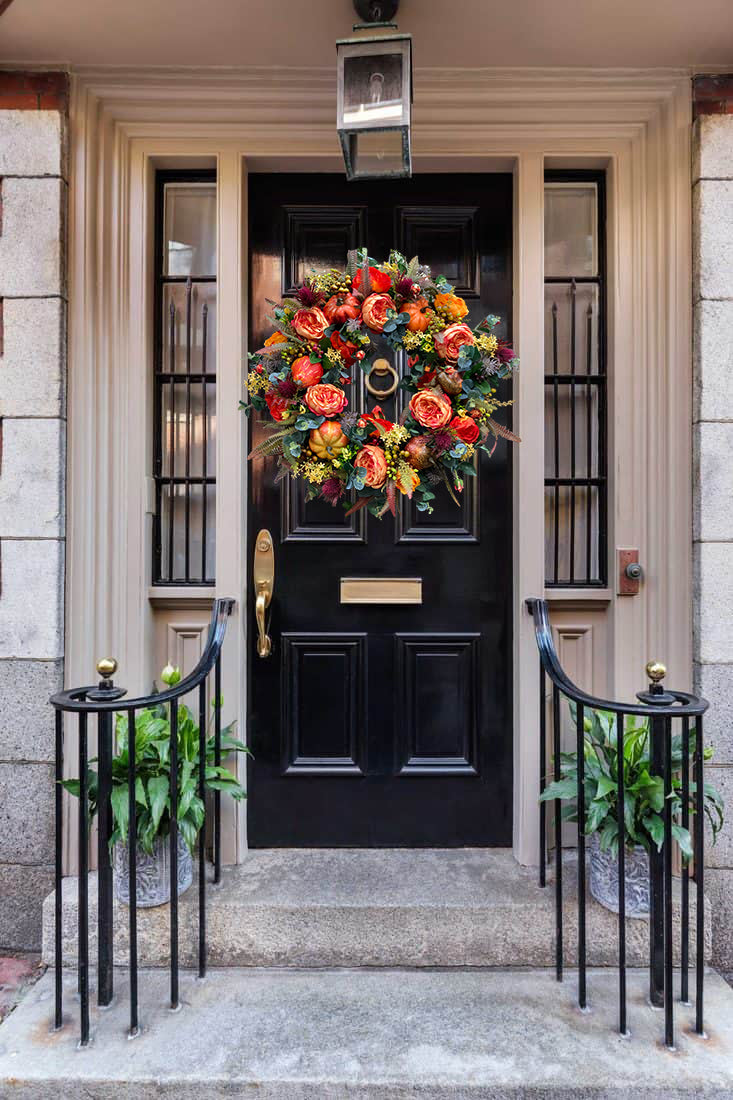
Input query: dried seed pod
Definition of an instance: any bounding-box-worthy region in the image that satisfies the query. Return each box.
[437,368,463,396]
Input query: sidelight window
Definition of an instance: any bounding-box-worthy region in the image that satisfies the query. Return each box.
[543,172,607,587]
[152,170,217,585]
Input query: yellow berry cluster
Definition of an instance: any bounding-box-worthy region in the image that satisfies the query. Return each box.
[312,270,350,295]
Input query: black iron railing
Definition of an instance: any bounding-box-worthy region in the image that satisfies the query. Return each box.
[51,597,235,1045]
[527,598,708,1049]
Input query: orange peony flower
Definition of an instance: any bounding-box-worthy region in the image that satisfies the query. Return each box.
[353,266,392,294]
[434,292,469,321]
[435,322,475,363]
[408,389,453,430]
[354,444,388,489]
[305,383,348,417]
[361,293,396,333]
[292,307,329,342]
[264,331,288,347]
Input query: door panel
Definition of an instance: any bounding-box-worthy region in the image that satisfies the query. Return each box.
[247,173,513,847]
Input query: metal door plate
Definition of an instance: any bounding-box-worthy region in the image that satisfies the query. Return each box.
[340,577,422,604]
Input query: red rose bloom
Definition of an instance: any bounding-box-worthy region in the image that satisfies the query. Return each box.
[435,322,475,363]
[292,306,328,342]
[330,330,358,365]
[265,391,292,421]
[361,293,396,333]
[450,415,480,444]
[305,383,348,417]
[353,266,392,294]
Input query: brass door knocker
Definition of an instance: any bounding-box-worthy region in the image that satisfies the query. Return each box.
[365,357,399,399]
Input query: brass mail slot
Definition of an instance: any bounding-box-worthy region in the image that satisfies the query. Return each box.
[340,577,422,605]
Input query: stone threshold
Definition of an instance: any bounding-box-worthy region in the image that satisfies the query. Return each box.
[44,848,710,969]
[2,967,733,1098]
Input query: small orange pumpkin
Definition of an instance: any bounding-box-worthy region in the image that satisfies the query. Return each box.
[309,420,348,460]
[403,297,431,332]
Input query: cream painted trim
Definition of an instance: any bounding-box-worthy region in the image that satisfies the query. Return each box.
[65,66,692,872]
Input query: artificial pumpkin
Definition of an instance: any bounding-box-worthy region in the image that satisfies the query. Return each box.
[403,297,431,332]
[309,420,348,460]
[323,292,361,326]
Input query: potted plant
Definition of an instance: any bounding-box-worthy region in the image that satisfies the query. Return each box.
[540,705,724,916]
[63,666,249,907]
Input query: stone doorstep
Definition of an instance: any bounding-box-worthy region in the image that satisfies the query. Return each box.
[2,967,733,1099]
[42,848,711,969]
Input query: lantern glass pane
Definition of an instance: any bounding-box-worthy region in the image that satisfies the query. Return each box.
[352,129,405,177]
[343,51,405,128]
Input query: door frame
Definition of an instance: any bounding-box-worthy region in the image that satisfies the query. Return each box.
[63,66,692,870]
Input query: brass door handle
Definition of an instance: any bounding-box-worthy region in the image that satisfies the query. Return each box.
[253,529,274,657]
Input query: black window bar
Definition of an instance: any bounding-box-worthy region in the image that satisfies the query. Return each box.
[528,598,708,1050]
[544,171,607,587]
[153,169,217,585]
[51,598,234,1045]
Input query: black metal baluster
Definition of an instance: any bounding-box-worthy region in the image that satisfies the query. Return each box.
[78,712,90,1046]
[169,697,179,1009]
[201,302,209,582]
[214,655,222,884]
[198,681,207,978]
[552,683,563,981]
[585,301,593,583]
[681,715,690,1003]
[127,707,139,1036]
[569,279,577,584]
[617,712,628,1035]
[97,710,114,1007]
[184,276,192,582]
[695,715,705,1036]
[552,301,560,583]
[576,700,587,1009]
[663,717,674,1048]
[54,708,63,1030]
[168,300,176,581]
[649,713,665,1008]
[539,660,547,888]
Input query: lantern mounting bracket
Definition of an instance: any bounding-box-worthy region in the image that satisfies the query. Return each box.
[353,0,399,24]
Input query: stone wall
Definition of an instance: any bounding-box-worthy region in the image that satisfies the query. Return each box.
[0,72,67,951]
[692,75,733,971]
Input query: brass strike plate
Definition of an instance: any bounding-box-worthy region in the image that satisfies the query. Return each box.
[340,577,422,604]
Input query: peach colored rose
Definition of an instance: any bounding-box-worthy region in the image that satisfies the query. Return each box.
[305,383,348,417]
[292,306,329,342]
[435,322,475,363]
[361,293,396,333]
[354,444,387,489]
[408,388,453,430]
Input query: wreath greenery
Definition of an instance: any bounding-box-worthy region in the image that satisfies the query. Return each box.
[241,249,519,518]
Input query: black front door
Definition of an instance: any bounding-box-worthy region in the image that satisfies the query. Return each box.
[247,173,513,847]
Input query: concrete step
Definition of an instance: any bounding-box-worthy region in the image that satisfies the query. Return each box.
[2,966,733,1097]
[43,848,710,969]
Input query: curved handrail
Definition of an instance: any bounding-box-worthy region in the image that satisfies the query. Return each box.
[50,597,235,713]
[526,598,708,718]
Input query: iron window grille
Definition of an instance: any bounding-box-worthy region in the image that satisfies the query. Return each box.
[544,171,607,587]
[153,169,217,585]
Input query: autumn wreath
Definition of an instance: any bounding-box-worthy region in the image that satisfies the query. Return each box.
[242,250,519,518]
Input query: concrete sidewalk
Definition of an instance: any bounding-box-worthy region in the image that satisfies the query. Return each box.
[1,966,733,1098]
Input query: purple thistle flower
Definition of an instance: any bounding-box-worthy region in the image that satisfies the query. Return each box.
[430,430,453,455]
[276,379,297,398]
[321,477,344,506]
[296,284,321,307]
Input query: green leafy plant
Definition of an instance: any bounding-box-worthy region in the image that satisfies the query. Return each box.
[63,669,249,855]
[540,705,724,861]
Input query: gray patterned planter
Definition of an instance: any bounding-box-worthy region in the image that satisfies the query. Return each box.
[588,832,650,917]
[114,832,193,908]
